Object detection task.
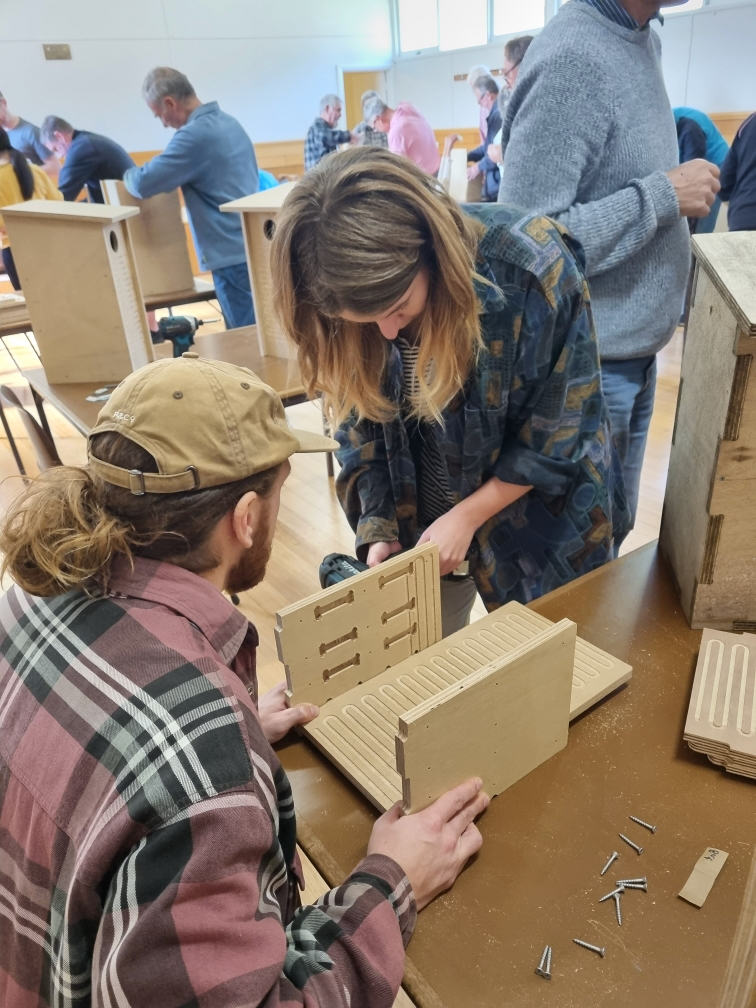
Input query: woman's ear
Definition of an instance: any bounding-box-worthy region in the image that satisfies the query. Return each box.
[230,491,260,549]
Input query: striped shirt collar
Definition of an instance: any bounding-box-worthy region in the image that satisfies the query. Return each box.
[575,0,664,30]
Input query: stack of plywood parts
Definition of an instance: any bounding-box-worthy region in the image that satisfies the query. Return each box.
[276,544,632,814]
[684,627,756,779]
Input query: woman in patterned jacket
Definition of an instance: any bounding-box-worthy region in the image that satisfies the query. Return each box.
[272,147,629,634]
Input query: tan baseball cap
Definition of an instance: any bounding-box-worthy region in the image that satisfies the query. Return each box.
[88,353,337,495]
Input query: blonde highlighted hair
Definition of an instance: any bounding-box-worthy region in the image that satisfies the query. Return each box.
[271,147,484,426]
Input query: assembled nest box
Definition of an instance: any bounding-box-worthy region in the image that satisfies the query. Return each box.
[660,231,756,630]
[2,200,153,384]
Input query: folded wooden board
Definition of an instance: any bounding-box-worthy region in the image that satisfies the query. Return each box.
[298,599,632,812]
[684,627,756,778]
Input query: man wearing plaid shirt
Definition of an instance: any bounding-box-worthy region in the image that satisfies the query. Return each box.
[0,354,488,1007]
[304,94,355,171]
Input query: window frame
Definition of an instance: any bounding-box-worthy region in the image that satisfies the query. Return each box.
[392,0,712,59]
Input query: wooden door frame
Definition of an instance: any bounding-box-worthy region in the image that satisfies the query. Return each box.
[337,65,391,129]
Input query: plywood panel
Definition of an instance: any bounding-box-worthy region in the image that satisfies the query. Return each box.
[101,180,194,299]
[277,543,442,708]
[397,620,575,812]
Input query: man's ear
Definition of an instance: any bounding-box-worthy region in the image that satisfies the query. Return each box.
[230,490,260,549]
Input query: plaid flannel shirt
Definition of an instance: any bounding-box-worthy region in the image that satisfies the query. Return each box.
[0,556,415,1007]
[304,118,351,171]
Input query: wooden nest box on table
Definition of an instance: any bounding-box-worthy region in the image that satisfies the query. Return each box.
[2,200,153,384]
[276,544,632,813]
[660,231,756,630]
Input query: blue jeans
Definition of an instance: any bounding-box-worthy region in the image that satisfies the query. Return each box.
[600,355,657,548]
[211,262,255,330]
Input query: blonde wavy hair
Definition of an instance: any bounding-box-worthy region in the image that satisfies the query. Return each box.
[271,147,484,426]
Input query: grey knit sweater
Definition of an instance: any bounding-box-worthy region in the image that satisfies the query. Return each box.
[498,1,690,360]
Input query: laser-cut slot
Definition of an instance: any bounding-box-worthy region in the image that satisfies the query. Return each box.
[384,624,417,650]
[323,653,361,681]
[379,563,414,589]
[319,627,358,656]
[314,590,354,620]
[382,598,416,624]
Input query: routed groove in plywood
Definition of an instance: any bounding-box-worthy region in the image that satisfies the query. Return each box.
[723,354,753,441]
[700,515,725,585]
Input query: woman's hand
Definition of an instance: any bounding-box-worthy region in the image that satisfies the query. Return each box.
[257,681,318,743]
[467,163,481,181]
[418,508,477,576]
[366,540,403,567]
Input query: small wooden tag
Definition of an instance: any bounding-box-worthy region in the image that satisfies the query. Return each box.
[679,848,729,907]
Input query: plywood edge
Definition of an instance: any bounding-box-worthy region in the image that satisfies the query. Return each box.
[276,543,436,619]
[220,181,297,213]
[2,199,140,224]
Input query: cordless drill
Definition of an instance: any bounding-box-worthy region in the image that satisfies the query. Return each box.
[150,315,220,357]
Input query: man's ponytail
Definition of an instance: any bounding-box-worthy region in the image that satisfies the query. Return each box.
[0,467,134,597]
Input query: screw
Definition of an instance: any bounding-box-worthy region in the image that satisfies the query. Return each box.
[619,833,644,855]
[629,816,657,833]
[599,885,625,902]
[574,939,606,957]
[613,892,622,926]
[600,851,619,876]
[535,944,551,979]
[616,877,647,885]
[619,881,648,891]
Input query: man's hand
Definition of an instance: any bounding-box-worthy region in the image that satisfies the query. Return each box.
[368,778,489,910]
[258,681,318,743]
[666,159,721,217]
[418,508,476,576]
[467,163,481,181]
[487,143,503,165]
[366,540,403,567]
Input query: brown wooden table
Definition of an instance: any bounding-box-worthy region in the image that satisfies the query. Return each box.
[278,543,755,1008]
[20,325,306,443]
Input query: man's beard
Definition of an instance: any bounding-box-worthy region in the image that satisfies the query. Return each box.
[226,513,274,595]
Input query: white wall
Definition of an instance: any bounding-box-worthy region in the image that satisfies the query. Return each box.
[387,0,756,131]
[0,0,392,151]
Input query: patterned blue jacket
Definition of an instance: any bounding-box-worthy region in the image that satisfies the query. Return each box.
[335,204,630,610]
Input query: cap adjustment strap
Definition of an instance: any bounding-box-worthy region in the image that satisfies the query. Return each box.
[89,455,201,494]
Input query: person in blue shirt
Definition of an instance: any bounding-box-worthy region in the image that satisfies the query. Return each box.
[124,67,259,331]
[40,117,134,203]
[720,113,756,233]
[673,108,729,234]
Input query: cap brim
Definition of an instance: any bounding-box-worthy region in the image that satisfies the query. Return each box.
[291,428,339,453]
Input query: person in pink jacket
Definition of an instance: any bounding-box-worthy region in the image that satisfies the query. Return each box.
[365,97,440,176]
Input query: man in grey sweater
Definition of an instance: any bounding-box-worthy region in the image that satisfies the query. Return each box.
[498,0,720,539]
